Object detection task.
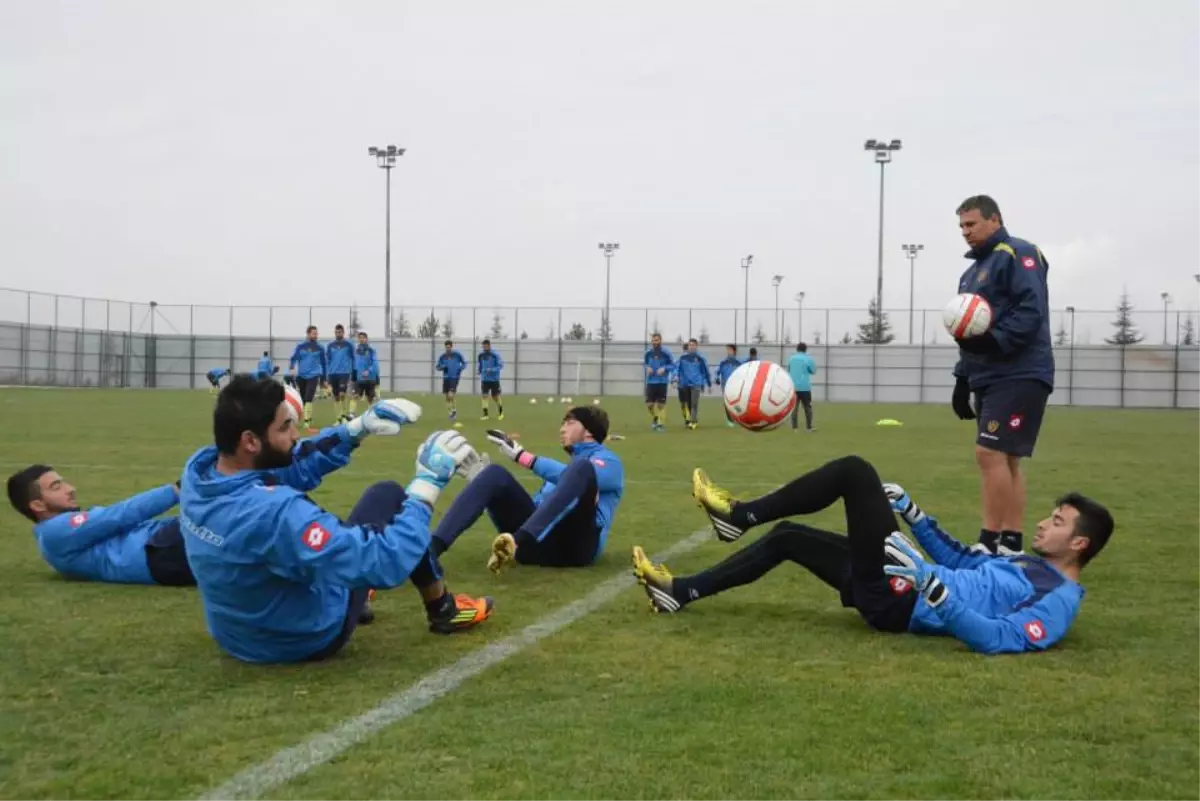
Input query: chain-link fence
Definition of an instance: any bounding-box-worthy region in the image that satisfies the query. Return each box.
[0,287,1196,407]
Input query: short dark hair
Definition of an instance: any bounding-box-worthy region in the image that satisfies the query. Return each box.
[482,338,491,345]
[335,323,344,331]
[688,338,698,345]
[749,347,758,355]
[306,325,317,334]
[1056,492,1115,566]
[726,343,736,351]
[956,194,1003,223]
[444,340,454,347]
[7,465,53,522]
[262,350,269,357]
[358,331,368,338]
[796,342,807,352]
[213,376,285,455]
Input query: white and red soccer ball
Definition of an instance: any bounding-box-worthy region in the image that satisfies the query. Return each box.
[283,385,304,422]
[943,293,993,339]
[723,361,797,432]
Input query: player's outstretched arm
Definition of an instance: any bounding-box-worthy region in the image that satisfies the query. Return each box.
[931,585,1080,655]
[883,483,989,570]
[486,429,567,482]
[266,494,433,589]
[39,484,179,551]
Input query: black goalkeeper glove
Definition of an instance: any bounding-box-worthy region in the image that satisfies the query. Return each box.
[951,376,975,421]
[955,330,1001,355]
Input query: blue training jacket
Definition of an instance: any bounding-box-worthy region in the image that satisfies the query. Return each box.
[787,352,817,392]
[529,441,624,559]
[207,368,230,381]
[436,351,467,380]
[256,356,274,378]
[644,347,674,385]
[326,338,354,377]
[32,485,179,584]
[353,344,379,382]
[478,350,504,382]
[289,341,327,380]
[715,356,741,386]
[905,513,1084,654]
[179,426,434,664]
[954,227,1055,392]
[675,352,711,388]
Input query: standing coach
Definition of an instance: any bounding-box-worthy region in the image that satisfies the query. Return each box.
[950,195,1054,556]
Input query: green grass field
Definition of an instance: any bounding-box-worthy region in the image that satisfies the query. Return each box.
[0,388,1197,800]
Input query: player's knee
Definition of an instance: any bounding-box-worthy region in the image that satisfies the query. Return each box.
[975,445,1006,468]
[836,454,879,484]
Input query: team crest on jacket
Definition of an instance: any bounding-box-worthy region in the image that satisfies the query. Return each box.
[69,512,88,528]
[1009,414,1024,430]
[1024,619,1047,642]
[303,523,331,551]
[591,458,606,468]
[1022,256,1037,269]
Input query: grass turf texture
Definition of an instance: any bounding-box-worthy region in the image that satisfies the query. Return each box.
[0,388,1196,800]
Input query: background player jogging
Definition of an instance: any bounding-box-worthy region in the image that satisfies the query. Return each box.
[350,331,379,414]
[435,340,467,425]
[477,338,504,421]
[631,457,1113,654]
[325,323,355,424]
[674,338,711,430]
[643,333,674,432]
[288,325,327,432]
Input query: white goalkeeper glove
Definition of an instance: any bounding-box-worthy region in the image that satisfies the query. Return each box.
[882,532,947,607]
[406,430,478,506]
[486,429,535,469]
[345,398,421,442]
[883,482,926,526]
[456,449,491,483]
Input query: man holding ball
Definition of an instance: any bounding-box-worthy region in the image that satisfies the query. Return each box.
[951,195,1054,556]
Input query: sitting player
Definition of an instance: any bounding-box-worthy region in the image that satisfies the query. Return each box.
[631,457,1114,654]
[6,466,195,586]
[178,376,494,664]
[430,406,624,571]
[349,330,379,416]
[206,367,231,394]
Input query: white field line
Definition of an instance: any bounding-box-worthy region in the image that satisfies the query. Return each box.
[198,527,714,800]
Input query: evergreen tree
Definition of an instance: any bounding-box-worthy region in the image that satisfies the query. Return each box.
[564,323,587,340]
[417,313,440,339]
[855,298,895,344]
[1104,293,1144,345]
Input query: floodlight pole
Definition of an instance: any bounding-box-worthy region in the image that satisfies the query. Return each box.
[771,275,784,342]
[1162,291,1171,344]
[864,138,902,341]
[901,243,924,344]
[598,242,619,341]
[368,145,405,335]
[794,291,805,344]
[741,254,754,343]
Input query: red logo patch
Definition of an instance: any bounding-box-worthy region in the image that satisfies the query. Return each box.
[303,523,331,551]
[889,576,912,595]
[1009,414,1023,430]
[1024,620,1047,642]
[69,512,88,528]
[1022,256,1037,270]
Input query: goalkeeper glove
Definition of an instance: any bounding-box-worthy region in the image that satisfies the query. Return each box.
[951,376,975,421]
[486,429,536,469]
[955,330,1001,355]
[882,483,926,526]
[407,430,477,506]
[345,398,421,442]
[882,532,947,607]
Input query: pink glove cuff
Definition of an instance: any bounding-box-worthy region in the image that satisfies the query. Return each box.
[517,451,536,469]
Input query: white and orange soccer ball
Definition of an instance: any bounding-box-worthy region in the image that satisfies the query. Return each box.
[943,293,993,339]
[722,361,797,432]
[284,384,304,422]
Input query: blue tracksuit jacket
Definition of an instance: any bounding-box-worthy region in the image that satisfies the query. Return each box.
[179,427,433,664]
[32,485,179,584]
[715,356,741,386]
[436,351,467,380]
[289,341,327,381]
[906,513,1083,654]
[644,347,674,385]
[954,227,1055,392]
[787,352,817,392]
[353,344,379,382]
[207,368,230,382]
[529,441,624,558]
[256,356,274,378]
[675,353,711,388]
[478,351,504,382]
[326,339,354,377]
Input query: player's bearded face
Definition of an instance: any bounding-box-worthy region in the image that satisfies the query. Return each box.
[252,409,297,470]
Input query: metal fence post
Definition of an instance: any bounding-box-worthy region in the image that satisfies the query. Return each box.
[189,305,196,389]
[125,304,133,387]
[513,308,521,396]
[429,307,436,395]
[228,306,235,382]
[1067,338,1074,406]
[1172,314,1181,409]
[918,310,926,404]
[556,308,563,397]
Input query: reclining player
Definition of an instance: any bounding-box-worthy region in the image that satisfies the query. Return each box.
[631,456,1113,655]
[6,466,195,586]
[178,376,494,664]
[430,406,624,572]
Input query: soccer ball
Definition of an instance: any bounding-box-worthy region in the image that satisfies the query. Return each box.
[283,385,304,422]
[529,397,538,405]
[723,361,796,431]
[944,293,993,339]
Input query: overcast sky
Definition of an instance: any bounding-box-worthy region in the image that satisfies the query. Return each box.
[2,0,1197,332]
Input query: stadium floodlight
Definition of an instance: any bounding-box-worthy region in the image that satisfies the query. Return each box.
[901,244,924,343]
[367,144,406,337]
[597,242,620,342]
[1162,291,1172,344]
[741,255,754,343]
[864,138,903,341]
[771,275,785,343]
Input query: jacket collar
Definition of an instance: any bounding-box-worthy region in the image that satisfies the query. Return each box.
[964,226,1011,259]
